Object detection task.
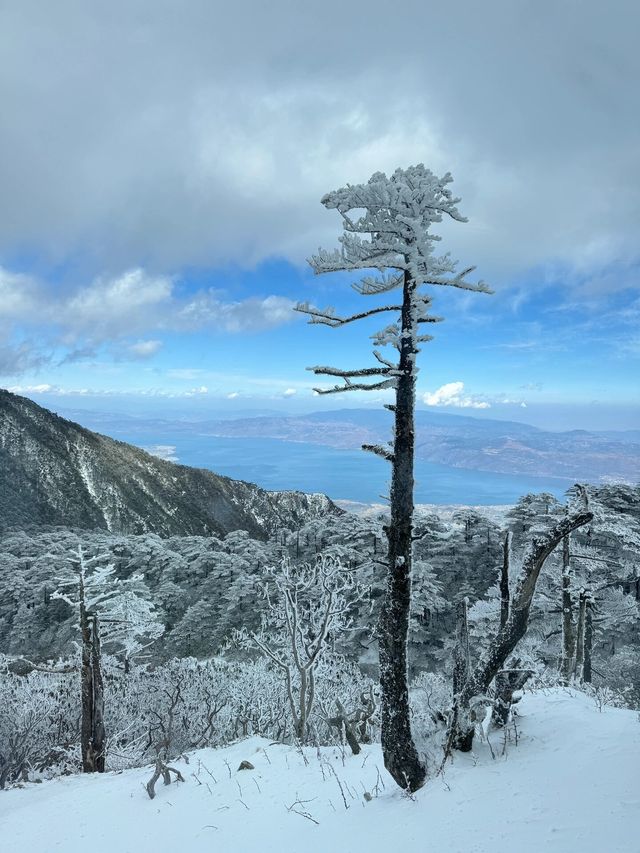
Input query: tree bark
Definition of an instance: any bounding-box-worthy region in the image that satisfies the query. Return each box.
[583,596,593,683]
[500,532,511,630]
[78,558,105,774]
[491,666,532,727]
[379,269,426,793]
[575,590,586,681]
[91,616,106,772]
[560,534,575,682]
[450,598,474,750]
[328,699,362,756]
[79,576,96,773]
[452,598,471,697]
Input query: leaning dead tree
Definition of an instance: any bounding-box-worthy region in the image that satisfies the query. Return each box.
[297,165,491,791]
[448,486,593,752]
[490,530,532,727]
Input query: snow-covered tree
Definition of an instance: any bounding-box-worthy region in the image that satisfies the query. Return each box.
[101,580,164,673]
[241,555,361,742]
[297,165,491,790]
[51,544,162,771]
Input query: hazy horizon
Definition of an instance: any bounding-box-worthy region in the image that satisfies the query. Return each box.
[13,388,640,434]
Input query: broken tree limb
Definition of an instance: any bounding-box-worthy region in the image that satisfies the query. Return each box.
[146,757,185,799]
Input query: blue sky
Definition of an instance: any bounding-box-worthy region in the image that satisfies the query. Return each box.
[1,3,639,431]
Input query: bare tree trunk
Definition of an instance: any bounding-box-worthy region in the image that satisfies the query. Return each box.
[560,534,575,682]
[78,554,106,774]
[379,270,426,793]
[328,699,362,755]
[575,590,586,681]
[451,598,474,751]
[452,599,471,697]
[486,531,521,728]
[583,596,593,683]
[449,499,593,752]
[500,532,511,630]
[297,669,308,741]
[492,666,533,727]
[79,582,96,773]
[91,616,106,773]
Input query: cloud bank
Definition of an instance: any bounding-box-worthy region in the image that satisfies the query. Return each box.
[0,2,637,285]
[0,267,297,375]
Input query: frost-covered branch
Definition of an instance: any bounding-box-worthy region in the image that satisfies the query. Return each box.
[352,272,404,295]
[295,302,402,327]
[362,444,394,463]
[241,556,363,741]
[311,378,397,396]
[308,365,392,379]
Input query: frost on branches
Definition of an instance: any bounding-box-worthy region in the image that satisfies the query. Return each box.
[297,164,491,791]
[50,544,163,772]
[238,555,363,743]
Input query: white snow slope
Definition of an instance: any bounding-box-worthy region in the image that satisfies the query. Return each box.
[1,690,638,853]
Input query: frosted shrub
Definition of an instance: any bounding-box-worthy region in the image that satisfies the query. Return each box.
[0,658,78,786]
[410,671,451,757]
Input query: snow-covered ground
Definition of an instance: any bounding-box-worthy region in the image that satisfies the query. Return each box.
[1,690,638,853]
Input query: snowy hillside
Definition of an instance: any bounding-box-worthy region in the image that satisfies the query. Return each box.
[2,690,638,853]
[0,389,339,537]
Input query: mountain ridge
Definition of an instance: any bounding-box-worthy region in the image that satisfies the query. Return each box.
[0,390,339,538]
[195,409,640,483]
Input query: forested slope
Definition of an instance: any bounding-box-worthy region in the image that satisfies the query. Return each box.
[0,390,339,538]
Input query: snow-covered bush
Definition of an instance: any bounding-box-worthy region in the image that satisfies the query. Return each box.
[238,555,365,742]
[0,650,379,783]
[0,656,78,786]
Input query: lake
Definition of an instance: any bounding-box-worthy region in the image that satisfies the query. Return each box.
[115,430,574,505]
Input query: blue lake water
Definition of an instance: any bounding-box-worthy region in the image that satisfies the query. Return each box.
[116,430,575,505]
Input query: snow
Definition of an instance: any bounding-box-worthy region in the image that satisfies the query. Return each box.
[1,690,638,853]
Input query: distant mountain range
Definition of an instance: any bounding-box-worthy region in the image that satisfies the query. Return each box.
[57,406,639,486]
[197,409,638,483]
[0,391,339,537]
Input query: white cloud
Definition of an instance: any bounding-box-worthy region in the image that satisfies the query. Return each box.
[0,269,40,319]
[283,388,297,397]
[176,292,296,333]
[127,339,163,358]
[65,270,173,341]
[7,383,89,395]
[8,383,54,394]
[0,265,297,374]
[422,381,491,409]
[227,391,240,399]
